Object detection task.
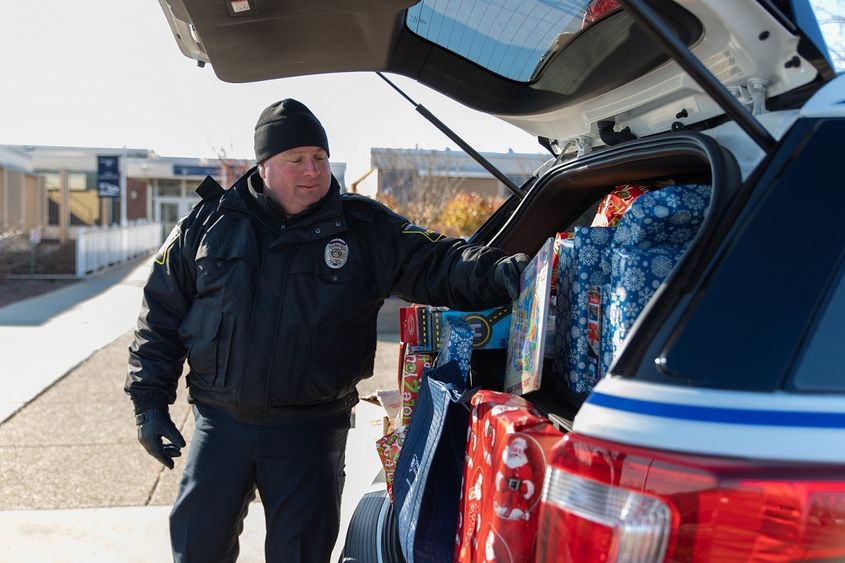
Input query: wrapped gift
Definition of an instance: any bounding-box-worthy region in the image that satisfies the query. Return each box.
[402,304,513,353]
[550,231,575,294]
[591,183,651,228]
[604,247,684,364]
[376,425,408,502]
[432,306,513,351]
[455,390,564,563]
[395,341,406,390]
[611,183,712,249]
[399,304,433,352]
[552,226,614,393]
[435,316,475,381]
[400,348,434,427]
[583,0,620,27]
[603,184,712,367]
[504,237,556,395]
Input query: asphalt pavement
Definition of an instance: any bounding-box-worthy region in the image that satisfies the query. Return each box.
[0,256,403,562]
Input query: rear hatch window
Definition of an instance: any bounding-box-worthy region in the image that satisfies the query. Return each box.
[404,0,701,101]
[406,0,621,82]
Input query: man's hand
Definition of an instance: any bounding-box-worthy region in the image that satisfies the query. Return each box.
[135,408,186,470]
[494,253,530,300]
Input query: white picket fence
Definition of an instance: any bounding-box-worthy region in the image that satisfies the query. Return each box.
[75,222,162,277]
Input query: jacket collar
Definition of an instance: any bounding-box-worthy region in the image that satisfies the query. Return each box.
[221,167,347,238]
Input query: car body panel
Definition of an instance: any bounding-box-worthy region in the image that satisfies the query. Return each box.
[801,72,845,117]
[574,377,845,463]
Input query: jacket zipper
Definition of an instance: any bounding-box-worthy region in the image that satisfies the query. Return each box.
[260,220,294,422]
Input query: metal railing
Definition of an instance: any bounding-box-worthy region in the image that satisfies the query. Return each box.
[75,221,161,277]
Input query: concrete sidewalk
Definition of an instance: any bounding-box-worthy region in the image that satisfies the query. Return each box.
[0,256,401,562]
[0,258,154,423]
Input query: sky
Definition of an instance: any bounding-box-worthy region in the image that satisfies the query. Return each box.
[0,1,544,181]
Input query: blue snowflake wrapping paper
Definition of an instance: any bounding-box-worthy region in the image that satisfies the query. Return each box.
[604,183,712,365]
[552,226,614,393]
[612,183,712,249]
[604,247,685,362]
[552,237,574,389]
[434,316,474,382]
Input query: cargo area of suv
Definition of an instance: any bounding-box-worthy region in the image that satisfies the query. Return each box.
[155,0,845,560]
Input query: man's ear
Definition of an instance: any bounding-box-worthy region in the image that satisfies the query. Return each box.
[257,161,267,180]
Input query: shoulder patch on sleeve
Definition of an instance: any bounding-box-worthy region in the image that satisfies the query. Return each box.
[400,223,446,242]
[154,225,181,265]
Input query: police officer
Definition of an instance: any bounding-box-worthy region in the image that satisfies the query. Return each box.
[125,98,528,563]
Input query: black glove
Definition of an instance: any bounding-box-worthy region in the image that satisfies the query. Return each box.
[494,253,530,300]
[135,408,186,470]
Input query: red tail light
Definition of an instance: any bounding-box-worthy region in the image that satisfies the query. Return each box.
[536,433,845,562]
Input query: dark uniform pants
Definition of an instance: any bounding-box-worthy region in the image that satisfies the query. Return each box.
[170,404,350,563]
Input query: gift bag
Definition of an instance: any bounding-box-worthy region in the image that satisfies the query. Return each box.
[393,361,474,563]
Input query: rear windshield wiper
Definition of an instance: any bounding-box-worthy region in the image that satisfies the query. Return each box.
[376,72,525,200]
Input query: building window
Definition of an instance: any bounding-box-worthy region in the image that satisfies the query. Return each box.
[156,179,182,197]
[40,171,93,191]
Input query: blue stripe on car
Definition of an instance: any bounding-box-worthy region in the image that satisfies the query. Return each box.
[587,392,845,428]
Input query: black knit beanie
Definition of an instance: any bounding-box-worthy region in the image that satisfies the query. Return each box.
[253,99,330,163]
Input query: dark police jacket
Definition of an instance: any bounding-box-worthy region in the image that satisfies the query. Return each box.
[126,169,510,423]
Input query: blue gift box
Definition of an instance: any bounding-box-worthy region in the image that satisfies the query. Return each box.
[612,183,712,249]
[434,316,475,381]
[604,247,685,362]
[603,184,712,365]
[552,226,614,393]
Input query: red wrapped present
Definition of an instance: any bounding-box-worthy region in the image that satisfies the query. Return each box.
[400,348,434,427]
[395,341,407,390]
[591,183,651,227]
[582,0,620,27]
[376,425,407,502]
[455,391,564,563]
[399,304,433,352]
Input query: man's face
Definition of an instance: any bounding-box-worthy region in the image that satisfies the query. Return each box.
[258,146,331,216]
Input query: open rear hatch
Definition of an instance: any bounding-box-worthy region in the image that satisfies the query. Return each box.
[158,0,833,154]
[157,0,835,418]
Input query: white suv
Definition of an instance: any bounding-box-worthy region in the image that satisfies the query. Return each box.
[158,1,845,560]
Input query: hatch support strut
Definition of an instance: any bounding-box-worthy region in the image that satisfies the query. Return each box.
[376,72,525,199]
[618,0,777,154]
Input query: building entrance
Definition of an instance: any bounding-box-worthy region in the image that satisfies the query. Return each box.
[155,197,194,240]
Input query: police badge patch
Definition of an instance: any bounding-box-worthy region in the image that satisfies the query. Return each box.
[324,238,349,269]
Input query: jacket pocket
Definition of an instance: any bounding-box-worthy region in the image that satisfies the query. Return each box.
[298,325,377,405]
[194,224,259,296]
[178,301,231,389]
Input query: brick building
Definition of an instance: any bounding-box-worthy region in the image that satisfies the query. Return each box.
[0,145,347,240]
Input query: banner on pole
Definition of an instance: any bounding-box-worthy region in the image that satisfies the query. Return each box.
[97,155,121,198]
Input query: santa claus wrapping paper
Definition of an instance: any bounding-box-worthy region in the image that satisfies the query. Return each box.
[454,390,564,563]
